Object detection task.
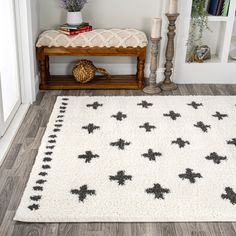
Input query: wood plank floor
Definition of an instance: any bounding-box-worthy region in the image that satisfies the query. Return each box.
[1,85,236,236]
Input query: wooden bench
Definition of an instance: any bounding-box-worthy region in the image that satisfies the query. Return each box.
[36,29,148,90]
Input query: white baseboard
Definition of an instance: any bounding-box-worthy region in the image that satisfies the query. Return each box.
[50,63,165,83]
[0,104,29,167]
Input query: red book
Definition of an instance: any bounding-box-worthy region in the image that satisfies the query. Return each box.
[59,27,92,36]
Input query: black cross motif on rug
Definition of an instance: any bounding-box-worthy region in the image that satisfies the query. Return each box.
[30,195,42,201]
[110,139,131,150]
[205,152,227,164]
[36,179,47,185]
[142,149,162,161]
[227,138,236,147]
[28,204,39,211]
[139,122,156,132]
[163,111,181,120]
[111,112,127,121]
[146,183,170,200]
[86,101,103,110]
[187,101,203,109]
[109,170,132,186]
[71,185,96,202]
[179,168,202,184]
[137,100,153,108]
[171,138,190,148]
[212,111,228,120]
[221,187,236,205]
[82,123,100,134]
[194,121,211,133]
[78,151,99,163]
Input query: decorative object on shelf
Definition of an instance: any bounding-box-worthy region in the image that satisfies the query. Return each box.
[143,18,162,94]
[72,60,111,83]
[186,0,210,62]
[161,12,179,91]
[61,0,88,25]
[191,45,211,63]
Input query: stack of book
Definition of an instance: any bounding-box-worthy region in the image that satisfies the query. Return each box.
[59,22,92,36]
[207,0,230,16]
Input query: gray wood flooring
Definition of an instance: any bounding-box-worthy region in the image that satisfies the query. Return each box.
[1,85,236,236]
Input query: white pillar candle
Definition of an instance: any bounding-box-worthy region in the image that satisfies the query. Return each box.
[151,18,162,39]
[168,0,178,14]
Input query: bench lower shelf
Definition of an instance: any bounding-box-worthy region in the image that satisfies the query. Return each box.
[39,75,144,90]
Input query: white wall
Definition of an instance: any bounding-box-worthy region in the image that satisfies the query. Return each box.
[39,0,166,77]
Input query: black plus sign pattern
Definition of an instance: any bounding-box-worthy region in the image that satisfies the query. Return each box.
[86,102,103,110]
[28,204,39,211]
[171,138,190,148]
[109,171,132,186]
[139,122,156,132]
[78,151,99,163]
[111,112,127,121]
[146,183,170,200]
[71,185,96,202]
[30,195,42,201]
[82,123,100,134]
[137,100,153,108]
[205,152,227,164]
[212,111,228,120]
[194,121,211,133]
[163,111,181,120]
[110,139,131,150]
[142,149,162,161]
[221,187,236,205]
[187,101,203,109]
[179,168,202,184]
[227,138,236,147]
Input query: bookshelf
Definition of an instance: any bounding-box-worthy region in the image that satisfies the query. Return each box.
[172,0,236,84]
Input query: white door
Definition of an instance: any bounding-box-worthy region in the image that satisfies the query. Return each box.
[0,0,21,137]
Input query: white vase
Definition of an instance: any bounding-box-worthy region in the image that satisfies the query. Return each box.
[67,12,83,26]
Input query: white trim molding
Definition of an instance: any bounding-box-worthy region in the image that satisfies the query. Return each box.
[15,0,36,104]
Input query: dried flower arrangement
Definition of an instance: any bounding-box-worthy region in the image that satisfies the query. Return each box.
[61,0,88,12]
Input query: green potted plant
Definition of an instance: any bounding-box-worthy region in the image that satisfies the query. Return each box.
[186,0,210,62]
[61,0,88,25]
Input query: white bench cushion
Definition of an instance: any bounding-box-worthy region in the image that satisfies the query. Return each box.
[36,29,148,48]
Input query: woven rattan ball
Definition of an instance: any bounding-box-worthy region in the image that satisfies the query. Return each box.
[72,60,110,83]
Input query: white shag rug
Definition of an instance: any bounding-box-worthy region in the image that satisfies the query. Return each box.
[15,96,236,222]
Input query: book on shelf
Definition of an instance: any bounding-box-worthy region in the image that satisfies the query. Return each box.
[207,0,230,16]
[221,0,230,16]
[59,22,92,35]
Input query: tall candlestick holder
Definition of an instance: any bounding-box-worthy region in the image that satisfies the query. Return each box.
[161,13,179,91]
[143,37,162,94]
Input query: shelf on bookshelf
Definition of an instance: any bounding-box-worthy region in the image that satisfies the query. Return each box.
[207,15,229,22]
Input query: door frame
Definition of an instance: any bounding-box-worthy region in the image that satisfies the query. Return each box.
[15,0,36,104]
[0,0,36,165]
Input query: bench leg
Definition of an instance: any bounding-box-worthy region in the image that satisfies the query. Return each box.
[45,55,50,78]
[37,48,47,89]
[137,56,145,89]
